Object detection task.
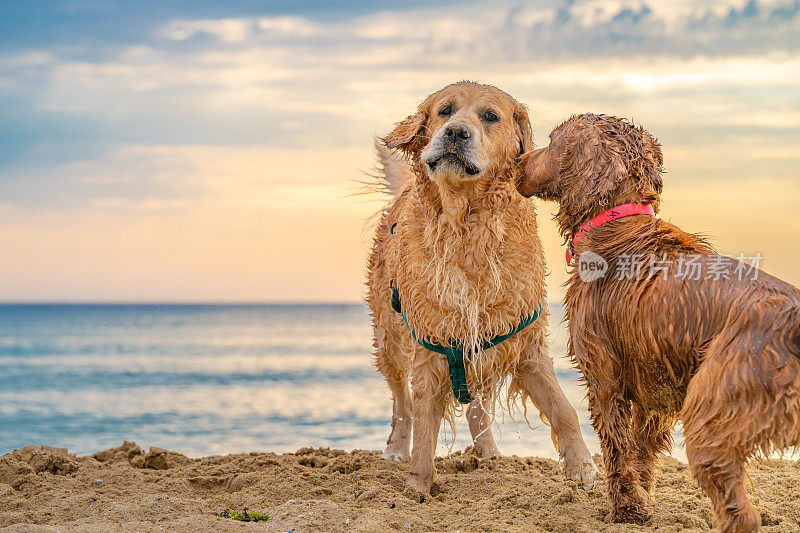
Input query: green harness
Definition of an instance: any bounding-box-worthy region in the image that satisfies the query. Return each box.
[387,222,544,403]
[391,284,544,404]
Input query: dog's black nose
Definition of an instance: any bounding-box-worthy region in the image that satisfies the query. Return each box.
[444,123,471,143]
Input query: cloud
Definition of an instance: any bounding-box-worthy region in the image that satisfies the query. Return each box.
[0,0,798,301]
[161,18,253,43]
[152,2,800,63]
[159,16,320,44]
[0,0,798,209]
[254,16,320,37]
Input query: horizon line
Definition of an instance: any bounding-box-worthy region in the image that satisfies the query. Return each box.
[0,300,368,306]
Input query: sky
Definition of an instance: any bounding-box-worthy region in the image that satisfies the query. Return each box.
[0,0,798,302]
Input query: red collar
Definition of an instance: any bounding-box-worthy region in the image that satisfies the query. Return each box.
[566,202,655,264]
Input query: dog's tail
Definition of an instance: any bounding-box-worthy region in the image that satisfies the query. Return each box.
[353,140,414,233]
[373,139,414,199]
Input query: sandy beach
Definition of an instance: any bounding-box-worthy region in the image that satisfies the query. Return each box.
[0,443,798,532]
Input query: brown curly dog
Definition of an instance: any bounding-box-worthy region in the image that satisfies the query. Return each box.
[366,82,597,494]
[516,113,800,532]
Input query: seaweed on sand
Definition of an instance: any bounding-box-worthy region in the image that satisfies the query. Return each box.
[218,508,269,522]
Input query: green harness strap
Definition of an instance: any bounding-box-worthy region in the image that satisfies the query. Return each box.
[391,284,544,404]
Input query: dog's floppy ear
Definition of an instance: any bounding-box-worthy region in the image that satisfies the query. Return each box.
[514,103,533,157]
[382,110,428,155]
[512,103,536,193]
[641,130,664,195]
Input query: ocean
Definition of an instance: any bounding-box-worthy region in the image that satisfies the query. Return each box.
[0,303,686,460]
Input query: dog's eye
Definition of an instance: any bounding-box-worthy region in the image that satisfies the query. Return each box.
[439,105,452,116]
[483,111,498,123]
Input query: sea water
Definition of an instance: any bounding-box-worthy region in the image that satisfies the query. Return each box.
[0,303,685,459]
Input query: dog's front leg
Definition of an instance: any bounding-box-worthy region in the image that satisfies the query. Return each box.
[407,347,449,494]
[515,334,598,486]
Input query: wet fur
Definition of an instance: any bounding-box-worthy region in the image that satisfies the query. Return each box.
[517,113,800,532]
[366,82,597,493]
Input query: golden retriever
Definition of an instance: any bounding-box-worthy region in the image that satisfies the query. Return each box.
[365,81,598,493]
[517,113,800,532]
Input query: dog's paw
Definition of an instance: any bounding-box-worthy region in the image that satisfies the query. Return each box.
[381,441,410,461]
[472,443,502,459]
[562,454,599,489]
[604,504,652,525]
[406,474,432,497]
[381,449,409,461]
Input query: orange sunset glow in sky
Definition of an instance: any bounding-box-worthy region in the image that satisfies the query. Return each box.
[0,0,798,302]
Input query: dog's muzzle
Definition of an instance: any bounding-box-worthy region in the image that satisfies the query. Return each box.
[424,123,481,176]
[427,154,481,175]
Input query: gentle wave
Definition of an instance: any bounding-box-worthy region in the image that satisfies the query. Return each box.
[0,303,685,460]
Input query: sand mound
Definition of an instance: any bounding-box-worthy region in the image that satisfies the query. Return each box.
[0,443,798,532]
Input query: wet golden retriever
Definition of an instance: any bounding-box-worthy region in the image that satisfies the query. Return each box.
[365,81,597,493]
[517,113,800,532]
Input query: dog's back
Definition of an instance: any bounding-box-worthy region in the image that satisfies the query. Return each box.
[567,216,800,411]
